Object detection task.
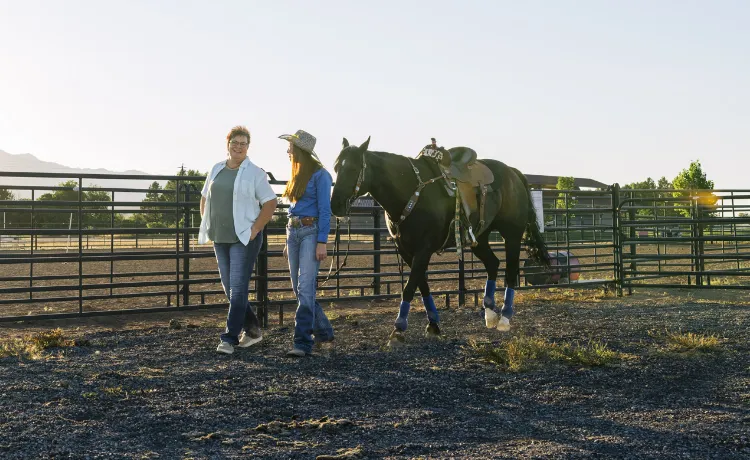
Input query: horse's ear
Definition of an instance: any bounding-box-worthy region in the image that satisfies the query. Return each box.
[359,136,371,151]
[342,138,349,148]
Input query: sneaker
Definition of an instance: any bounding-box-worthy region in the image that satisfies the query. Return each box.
[238,331,263,348]
[216,341,234,355]
[285,348,307,357]
[245,325,262,339]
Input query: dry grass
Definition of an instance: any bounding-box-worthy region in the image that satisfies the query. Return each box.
[665,331,722,353]
[519,286,615,303]
[469,336,623,372]
[647,328,723,354]
[0,328,76,359]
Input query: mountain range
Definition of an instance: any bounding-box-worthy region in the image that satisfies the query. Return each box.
[0,149,163,201]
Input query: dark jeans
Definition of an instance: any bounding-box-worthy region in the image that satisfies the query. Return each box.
[214,233,263,345]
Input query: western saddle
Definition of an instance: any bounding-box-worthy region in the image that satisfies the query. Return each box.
[417,142,495,246]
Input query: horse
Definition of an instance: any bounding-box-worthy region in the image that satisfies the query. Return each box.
[330,137,549,344]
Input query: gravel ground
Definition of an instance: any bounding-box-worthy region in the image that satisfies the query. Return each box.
[1,289,749,459]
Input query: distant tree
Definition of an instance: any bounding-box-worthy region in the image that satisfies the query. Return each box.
[139,181,167,228]
[672,160,714,190]
[162,168,206,228]
[1,189,15,230]
[622,177,680,218]
[623,177,657,190]
[553,176,577,231]
[672,160,717,217]
[118,213,149,228]
[2,198,31,229]
[34,180,114,229]
[555,176,577,209]
[137,168,207,228]
[738,212,749,218]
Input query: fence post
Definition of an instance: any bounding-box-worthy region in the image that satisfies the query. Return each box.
[257,225,270,328]
[335,218,341,299]
[627,191,635,296]
[110,190,115,296]
[691,197,704,288]
[698,203,708,286]
[78,177,83,315]
[611,184,623,296]
[182,184,191,307]
[373,208,381,295]
[30,189,34,301]
[458,249,466,307]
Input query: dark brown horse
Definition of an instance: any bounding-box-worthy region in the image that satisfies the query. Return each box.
[331,137,548,343]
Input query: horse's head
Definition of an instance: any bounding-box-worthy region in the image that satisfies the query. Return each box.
[331,136,371,217]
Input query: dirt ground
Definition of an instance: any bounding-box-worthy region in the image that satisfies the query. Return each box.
[1,288,748,459]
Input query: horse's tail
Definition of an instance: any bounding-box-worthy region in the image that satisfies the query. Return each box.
[514,168,550,266]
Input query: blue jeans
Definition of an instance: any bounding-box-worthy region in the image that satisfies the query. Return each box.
[214,233,263,345]
[287,222,334,353]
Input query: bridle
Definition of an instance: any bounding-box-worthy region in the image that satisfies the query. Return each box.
[343,150,368,217]
[323,150,454,289]
[321,151,367,285]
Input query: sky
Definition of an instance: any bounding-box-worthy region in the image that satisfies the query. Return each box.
[1,0,748,188]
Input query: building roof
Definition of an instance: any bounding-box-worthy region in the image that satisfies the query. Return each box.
[525,174,609,190]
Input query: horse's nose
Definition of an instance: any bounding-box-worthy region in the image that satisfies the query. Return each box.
[330,197,344,217]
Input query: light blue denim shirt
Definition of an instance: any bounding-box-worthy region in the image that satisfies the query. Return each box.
[288,168,332,243]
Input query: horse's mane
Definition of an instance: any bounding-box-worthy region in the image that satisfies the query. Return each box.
[334,148,409,171]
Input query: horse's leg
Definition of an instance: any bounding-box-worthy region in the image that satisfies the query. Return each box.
[390,249,434,344]
[497,231,523,332]
[469,233,501,329]
[392,247,413,334]
[417,273,441,338]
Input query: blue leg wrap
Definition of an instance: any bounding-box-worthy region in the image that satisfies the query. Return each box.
[394,300,410,331]
[422,295,439,323]
[501,288,515,319]
[483,280,497,308]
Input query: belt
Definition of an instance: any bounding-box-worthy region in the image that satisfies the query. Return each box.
[288,216,317,228]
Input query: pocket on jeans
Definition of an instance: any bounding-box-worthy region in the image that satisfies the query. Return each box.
[299,223,318,237]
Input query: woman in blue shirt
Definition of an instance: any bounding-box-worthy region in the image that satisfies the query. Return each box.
[279,129,334,357]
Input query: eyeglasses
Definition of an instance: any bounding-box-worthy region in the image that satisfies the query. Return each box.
[229,141,249,147]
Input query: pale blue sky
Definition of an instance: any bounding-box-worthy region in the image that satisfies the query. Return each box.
[1,1,748,188]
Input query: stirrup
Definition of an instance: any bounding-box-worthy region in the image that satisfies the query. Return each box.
[468,226,477,247]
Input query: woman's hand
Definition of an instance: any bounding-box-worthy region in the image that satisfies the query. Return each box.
[283,244,288,259]
[316,243,327,261]
[249,224,261,241]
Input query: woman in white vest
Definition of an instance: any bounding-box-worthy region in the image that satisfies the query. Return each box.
[199,126,278,355]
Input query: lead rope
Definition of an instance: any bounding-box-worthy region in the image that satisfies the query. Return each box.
[454,180,462,259]
[320,216,351,286]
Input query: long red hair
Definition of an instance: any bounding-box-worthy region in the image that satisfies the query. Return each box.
[282,144,322,203]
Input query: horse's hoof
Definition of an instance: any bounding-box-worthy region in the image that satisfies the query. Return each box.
[496,316,511,332]
[388,329,406,347]
[424,322,441,339]
[484,307,500,329]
